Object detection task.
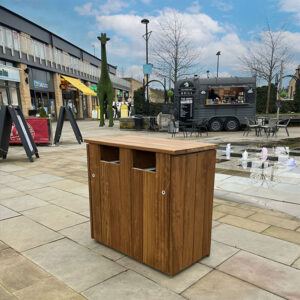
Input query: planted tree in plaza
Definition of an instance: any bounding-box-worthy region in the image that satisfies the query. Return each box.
[151,11,201,87]
[240,23,290,114]
[97,33,114,127]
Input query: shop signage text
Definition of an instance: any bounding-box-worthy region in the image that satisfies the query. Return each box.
[34,80,48,89]
[0,64,20,82]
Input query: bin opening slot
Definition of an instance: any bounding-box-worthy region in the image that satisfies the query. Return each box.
[133,150,156,171]
[100,145,119,163]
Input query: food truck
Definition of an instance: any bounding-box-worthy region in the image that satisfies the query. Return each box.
[173,76,256,131]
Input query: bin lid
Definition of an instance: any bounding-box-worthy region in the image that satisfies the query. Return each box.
[84,136,218,154]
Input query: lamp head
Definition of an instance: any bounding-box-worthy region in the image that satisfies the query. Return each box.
[141,18,149,24]
[216,51,221,56]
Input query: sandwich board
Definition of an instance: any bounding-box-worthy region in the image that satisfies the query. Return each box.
[54,106,83,144]
[0,105,39,162]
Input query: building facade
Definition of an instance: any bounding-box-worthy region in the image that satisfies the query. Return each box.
[0,6,130,119]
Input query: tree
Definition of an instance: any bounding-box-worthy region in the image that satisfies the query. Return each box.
[151,11,201,87]
[240,23,290,113]
[133,87,146,115]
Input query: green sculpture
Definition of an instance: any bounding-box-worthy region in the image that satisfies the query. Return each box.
[97,33,114,127]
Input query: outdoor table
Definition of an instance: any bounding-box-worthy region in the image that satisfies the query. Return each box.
[85,136,218,275]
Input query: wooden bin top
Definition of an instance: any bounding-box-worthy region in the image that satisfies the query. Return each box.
[84,136,218,155]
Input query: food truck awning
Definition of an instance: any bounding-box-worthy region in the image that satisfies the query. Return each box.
[61,75,97,96]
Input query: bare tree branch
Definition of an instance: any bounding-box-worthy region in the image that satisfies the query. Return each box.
[150,11,202,87]
[240,22,292,113]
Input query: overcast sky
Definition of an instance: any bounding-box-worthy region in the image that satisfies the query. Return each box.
[2,0,300,84]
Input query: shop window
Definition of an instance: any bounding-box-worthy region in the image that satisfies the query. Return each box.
[9,87,19,105]
[0,87,8,106]
[40,44,45,60]
[34,41,40,58]
[13,31,19,52]
[5,29,12,49]
[207,87,246,105]
[0,27,3,47]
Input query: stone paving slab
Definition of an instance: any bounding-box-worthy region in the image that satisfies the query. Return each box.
[0,216,62,252]
[212,224,300,265]
[214,204,255,218]
[182,270,284,300]
[218,251,300,300]
[13,277,86,300]
[0,284,17,300]
[0,195,48,212]
[218,214,271,233]
[82,270,184,300]
[22,205,88,231]
[263,226,300,245]
[0,205,20,221]
[24,238,125,293]
[199,240,239,268]
[117,256,211,294]
[0,248,50,292]
[249,213,300,230]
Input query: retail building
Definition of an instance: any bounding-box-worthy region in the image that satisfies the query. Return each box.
[0,5,130,119]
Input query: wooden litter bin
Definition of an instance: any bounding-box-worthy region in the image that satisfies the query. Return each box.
[85,136,218,275]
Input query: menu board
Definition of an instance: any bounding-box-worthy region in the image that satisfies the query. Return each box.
[180,97,193,119]
[179,81,195,120]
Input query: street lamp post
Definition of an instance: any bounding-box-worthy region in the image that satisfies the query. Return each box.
[206,70,210,78]
[141,18,150,115]
[216,51,221,78]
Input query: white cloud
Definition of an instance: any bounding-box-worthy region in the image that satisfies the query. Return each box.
[74,0,129,16]
[74,2,94,16]
[74,4,300,81]
[278,0,300,24]
[99,0,129,15]
[212,0,233,12]
[186,1,201,14]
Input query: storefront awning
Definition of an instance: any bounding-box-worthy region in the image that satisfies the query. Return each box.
[61,75,97,96]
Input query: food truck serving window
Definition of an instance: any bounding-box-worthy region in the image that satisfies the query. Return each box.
[206,86,246,105]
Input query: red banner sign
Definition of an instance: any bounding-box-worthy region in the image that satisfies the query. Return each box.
[10,118,50,144]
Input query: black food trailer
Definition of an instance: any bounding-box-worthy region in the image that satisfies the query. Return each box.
[173,77,256,131]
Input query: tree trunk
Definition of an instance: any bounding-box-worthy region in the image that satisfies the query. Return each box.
[266,79,272,114]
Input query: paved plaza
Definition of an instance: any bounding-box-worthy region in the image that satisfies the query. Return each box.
[0,120,300,299]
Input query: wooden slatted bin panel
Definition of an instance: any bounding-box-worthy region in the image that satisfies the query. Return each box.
[169,150,216,275]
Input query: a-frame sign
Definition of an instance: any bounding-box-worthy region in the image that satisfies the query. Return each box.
[54,106,83,144]
[0,105,39,162]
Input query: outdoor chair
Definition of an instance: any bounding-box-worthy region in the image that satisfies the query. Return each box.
[260,118,278,137]
[171,120,188,138]
[196,119,209,136]
[276,118,291,136]
[243,117,259,136]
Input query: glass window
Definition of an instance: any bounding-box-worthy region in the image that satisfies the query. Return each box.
[9,87,19,105]
[0,27,3,47]
[57,49,62,65]
[5,29,12,49]
[34,41,40,58]
[13,31,19,51]
[40,44,45,60]
[0,87,8,106]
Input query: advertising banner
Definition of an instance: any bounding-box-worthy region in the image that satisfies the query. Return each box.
[10,118,50,144]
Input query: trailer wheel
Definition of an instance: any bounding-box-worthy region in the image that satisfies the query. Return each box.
[225,118,240,131]
[209,118,223,131]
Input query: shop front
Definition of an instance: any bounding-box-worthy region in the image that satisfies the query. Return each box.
[29,68,56,118]
[60,75,96,119]
[0,64,21,108]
